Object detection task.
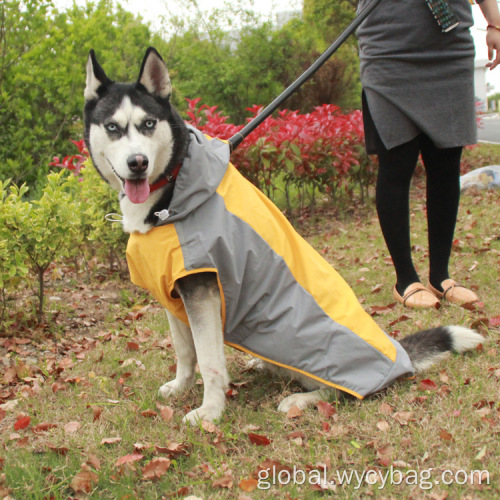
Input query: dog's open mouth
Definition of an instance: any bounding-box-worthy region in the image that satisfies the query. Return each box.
[124,178,150,204]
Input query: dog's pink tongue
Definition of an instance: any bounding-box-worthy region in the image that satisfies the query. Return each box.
[124,179,150,204]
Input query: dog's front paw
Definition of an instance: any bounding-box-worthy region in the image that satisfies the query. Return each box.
[277,394,307,413]
[183,405,223,426]
[278,389,333,413]
[158,378,192,399]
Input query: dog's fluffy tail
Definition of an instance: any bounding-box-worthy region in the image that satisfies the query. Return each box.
[400,326,483,373]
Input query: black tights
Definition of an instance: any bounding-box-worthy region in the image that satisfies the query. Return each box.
[375,134,462,295]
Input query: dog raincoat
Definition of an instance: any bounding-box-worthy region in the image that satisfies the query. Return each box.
[126,125,414,398]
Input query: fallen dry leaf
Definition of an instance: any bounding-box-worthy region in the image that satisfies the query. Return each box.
[59,358,74,370]
[88,405,103,421]
[70,469,98,494]
[439,385,451,397]
[47,443,69,455]
[369,305,393,316]
[376,420,390,432]
[287,431,307,441]
[126,342,140,351]
[376,444,393,467]
[51,382,67,393]
[156,403,174,422]
[253,459,292,479]
[134,443,149,453]
[212,474,233,489]
[392,460,411,468]
[32,422,57,434]
[64,421,81,434]
[14,415,30,431]
[3,366,18,384]
[410,396,428,405]
[392,411,413,426]
[389,314,411,327]
[101,437,122,445]
[86,453,101,470]
[439,429,453,441]
[379,402,394,415]
[248,433,271,446]
[0,399,18,412]
[418,378,438,392]
[316,401,336,418]
[141,457,171,481]
[286,406,303,419]
[122,358,145,369]
[311,479,337,492]
[155,442,190,459]
[239,478,258,492]
[115,453,144,467]
[16,436,29,447]
[201,420,220,434]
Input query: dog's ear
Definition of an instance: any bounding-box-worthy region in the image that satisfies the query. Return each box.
[85,50,111,101]
[137,47,172,98]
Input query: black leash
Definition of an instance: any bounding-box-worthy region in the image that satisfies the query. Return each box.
[228,0,384,152]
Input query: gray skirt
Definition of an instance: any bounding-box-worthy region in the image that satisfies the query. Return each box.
[357,0,477,153]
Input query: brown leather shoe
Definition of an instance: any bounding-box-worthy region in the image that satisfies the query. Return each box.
[393,283,440,309]
[428,279,478,305]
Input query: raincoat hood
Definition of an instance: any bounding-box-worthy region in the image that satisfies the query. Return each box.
[156,124,230,224]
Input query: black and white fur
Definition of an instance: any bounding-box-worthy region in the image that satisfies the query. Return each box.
[84,48,483,425]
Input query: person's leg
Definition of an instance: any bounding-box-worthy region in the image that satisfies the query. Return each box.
[376,136,421,296]
[420,135,461,292]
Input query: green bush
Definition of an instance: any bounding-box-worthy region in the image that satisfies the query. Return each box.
[0,180,30,322]
[0,158,129,329]
[1,172,80,324]
[76,162,128,272]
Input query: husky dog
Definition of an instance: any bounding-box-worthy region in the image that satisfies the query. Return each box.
[84,48,483,425]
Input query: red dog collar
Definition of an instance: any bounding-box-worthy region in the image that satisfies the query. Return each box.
[149,163,182,193]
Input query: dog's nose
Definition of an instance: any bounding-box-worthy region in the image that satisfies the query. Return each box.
[127,154,149,173]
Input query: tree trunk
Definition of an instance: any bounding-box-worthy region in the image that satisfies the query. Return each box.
[37,267,44,325]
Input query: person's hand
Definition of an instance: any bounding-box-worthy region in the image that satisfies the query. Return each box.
[486,27,500,70]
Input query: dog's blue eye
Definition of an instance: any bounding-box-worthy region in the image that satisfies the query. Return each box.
[144,120,156,129]
[105,123,119,132]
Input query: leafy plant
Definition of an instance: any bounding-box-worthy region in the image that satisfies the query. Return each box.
[2,171,80,323]
[51,141,127,273]
[78,163,128,273]
[0,180,30,322]
[185,98,376,212]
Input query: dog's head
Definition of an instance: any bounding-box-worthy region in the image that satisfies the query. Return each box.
[84,48,187,204]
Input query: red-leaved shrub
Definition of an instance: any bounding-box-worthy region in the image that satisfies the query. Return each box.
[185,98,376,211]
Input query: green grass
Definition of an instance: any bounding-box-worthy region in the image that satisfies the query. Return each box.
[0,186,498,498]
